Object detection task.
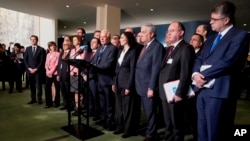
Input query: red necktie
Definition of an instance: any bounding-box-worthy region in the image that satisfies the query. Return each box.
[90,52,95,61]
[137,45,147,62]
[165,46,174,60]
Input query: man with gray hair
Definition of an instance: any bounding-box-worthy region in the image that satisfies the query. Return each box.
[92,29,118,130]
[135,23,164,140]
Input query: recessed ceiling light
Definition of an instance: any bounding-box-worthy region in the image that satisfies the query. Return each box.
[150,8,154,12]
[66,5,70,8]
[83,22,87,24]
[136,3,139,6]
[243,24,247,26]
[64,26,67,29]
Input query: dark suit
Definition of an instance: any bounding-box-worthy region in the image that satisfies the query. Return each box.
[57,50,71,108]
[84,51,100,116]
[193,27,249,141]
[91,43,118,128]
[24,46,45,102]
[135,39,164,138]
[159,40,195,141]
[113,46,139,134]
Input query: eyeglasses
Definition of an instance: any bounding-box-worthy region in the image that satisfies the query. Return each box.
[210,17,225,22]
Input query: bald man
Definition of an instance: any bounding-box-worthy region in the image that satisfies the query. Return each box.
[196,24,209,41]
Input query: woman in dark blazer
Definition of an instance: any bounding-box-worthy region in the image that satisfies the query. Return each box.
[112,32,138,138]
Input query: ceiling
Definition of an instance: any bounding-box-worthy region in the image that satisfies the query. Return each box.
[0,0,249,36]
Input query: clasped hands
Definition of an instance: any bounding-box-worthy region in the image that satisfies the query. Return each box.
[193,73,207,88]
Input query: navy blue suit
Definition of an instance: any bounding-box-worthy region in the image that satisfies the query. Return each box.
[135,39,164,138]
[193,27,249,141]
[91,43,118,128]
[24,46,45,102]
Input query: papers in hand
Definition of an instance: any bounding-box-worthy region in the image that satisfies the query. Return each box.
[192,64,215,88]
[163,80,194,103]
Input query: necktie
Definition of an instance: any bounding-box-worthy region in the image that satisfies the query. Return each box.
[100,46,106,53]
[90,52,95,61]
[165,46,174,60]
[32,47,36,57]
[210,34,222,53]
[137,45,147,62]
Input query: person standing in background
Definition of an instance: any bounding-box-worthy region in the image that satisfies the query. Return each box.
[24,35,45,104]
[44,41,60,108]
[196,24,209,41]
[135,23,164,141]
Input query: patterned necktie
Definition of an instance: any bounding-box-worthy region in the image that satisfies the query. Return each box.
[137,45,147,62]
[166,46,174,59]
[210,34,222,53]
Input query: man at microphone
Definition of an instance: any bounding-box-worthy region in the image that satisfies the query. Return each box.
[91,30,118,130]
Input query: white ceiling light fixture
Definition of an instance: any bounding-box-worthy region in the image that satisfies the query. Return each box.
[83,22,87,24]
[243,24,247,26]
[66,5,70,8]
[150,8,154,12]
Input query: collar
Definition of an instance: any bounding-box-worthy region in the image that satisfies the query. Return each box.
[146,38,155,48]
[173,39,183,49]
[219,24,233,38]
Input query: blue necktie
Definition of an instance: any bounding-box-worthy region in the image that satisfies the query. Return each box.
[210,34,222,53]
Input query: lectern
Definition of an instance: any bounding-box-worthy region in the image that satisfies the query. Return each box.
[61,59,103,140]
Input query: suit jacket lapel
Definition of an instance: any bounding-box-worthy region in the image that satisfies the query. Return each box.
[139,39,155,62]
[205,28,234,59]
[161,40,184,68]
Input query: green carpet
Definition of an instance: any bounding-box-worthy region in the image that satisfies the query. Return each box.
[0,84,250,141]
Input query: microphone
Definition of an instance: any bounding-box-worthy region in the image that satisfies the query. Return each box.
[78,45,88,54]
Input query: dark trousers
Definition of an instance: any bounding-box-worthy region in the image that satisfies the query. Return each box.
[88,79,100,116]
[25,72,29,88]
[141,96,157,138]
[98,84,115,126]
[184,96,197,139]
[45,75,60,106]
[29,72,43,102]
[197,92,237,141]
[9,71,22,92]
[162,100,185,141]
[114,87,139,134]
[60,80,70,107]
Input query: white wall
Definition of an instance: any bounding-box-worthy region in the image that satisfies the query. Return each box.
[39,17,57,49]
[0,7,57,49]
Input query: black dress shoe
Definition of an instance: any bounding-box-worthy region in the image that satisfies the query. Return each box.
[122,134,131,138]
[54,105,59,108]
[95,119,105,125]
[27,101,37,104]
[93,116,101,121]
[143,137,157,141]
[59,106,67,110]
[113,128,124,135]
[44,106,52,108]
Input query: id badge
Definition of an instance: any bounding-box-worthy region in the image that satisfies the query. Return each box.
[167,58,173,64]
